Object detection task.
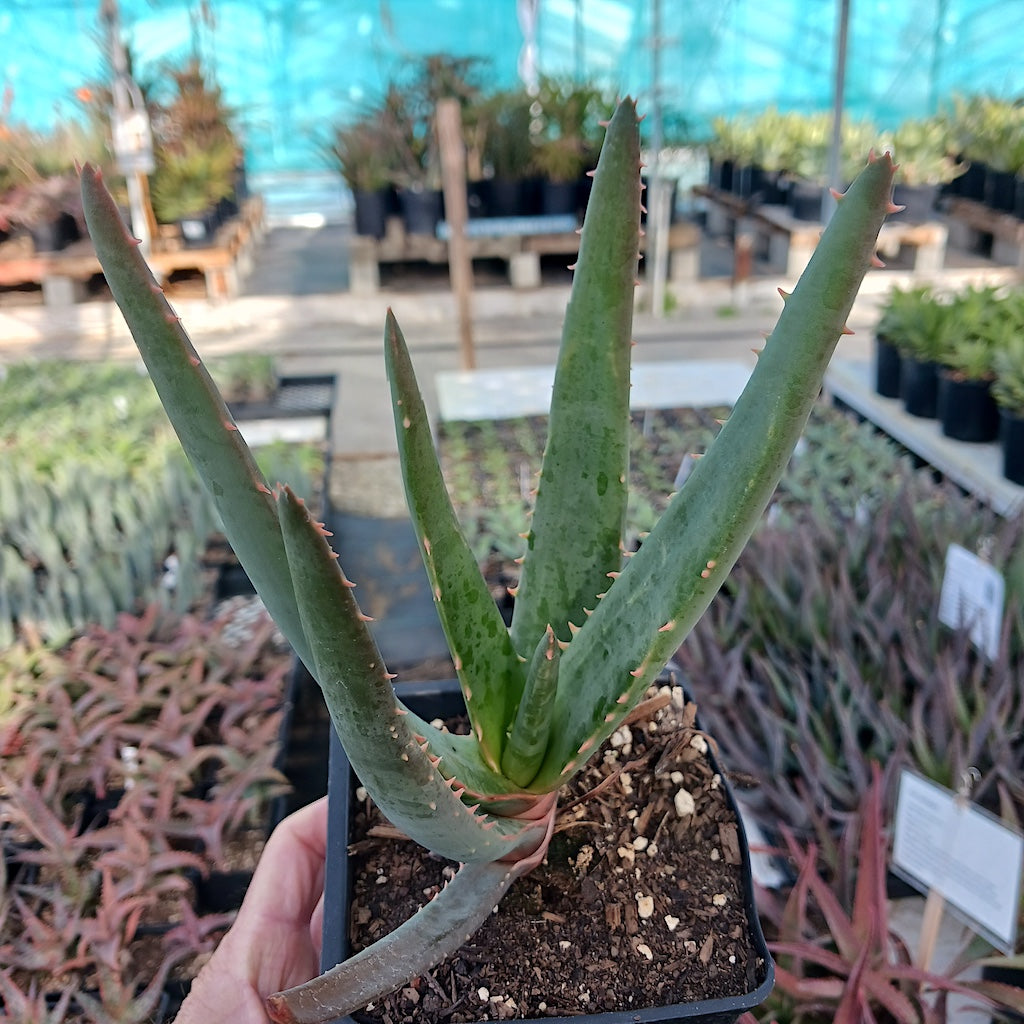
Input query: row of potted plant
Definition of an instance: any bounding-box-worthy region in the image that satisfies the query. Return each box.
[873,283,1024,484]
[0,57,244,255]
[706,107,963,221]
[327,55,616,237]
[941,93,1024,217]
[706,95,1020,225]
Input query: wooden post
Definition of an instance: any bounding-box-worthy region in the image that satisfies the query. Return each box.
[436,98,476,370]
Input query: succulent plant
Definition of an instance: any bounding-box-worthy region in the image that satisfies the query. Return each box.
[748,765,1024,1024]
[81,98,896,1022]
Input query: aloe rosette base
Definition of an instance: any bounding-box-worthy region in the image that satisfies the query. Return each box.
[80,97,896,1023]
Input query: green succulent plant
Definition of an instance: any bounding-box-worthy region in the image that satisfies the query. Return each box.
[80,98,896,1023]
[993,333,1024,416]
[884,115,965,186]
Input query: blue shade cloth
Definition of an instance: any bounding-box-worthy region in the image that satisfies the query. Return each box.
[2,0,1023,173]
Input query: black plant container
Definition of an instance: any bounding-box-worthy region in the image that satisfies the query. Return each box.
[891,183,939,223]
[1000,409,1024,486]
[955,160,987,201]
[900,356,941,419]
[197,659,329,915]
[466,179,491,219]
[540,178,581,218]
[874,337,903,399]
[195,866,254,914]
[732,164,768,199]
[709,159,735,193]
[177,207,220,248]
[983,169,1019,214]
[937,372,1000,443]
[787,180,822,222]
[320,678,774,1024]
[352,187,393,239]
[397,187,444,236]
[29,211,81,252]
[487,177,525,217]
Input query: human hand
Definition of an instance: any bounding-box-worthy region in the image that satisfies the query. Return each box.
[174,796,328,1023]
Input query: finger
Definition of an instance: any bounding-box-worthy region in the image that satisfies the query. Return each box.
[239,797,329,930]
[309,889,326,960]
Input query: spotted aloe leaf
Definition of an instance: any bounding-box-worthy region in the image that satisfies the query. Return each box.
[528,153,898,791]
[386,311,526,771]
[508,101,640,658]
[79,167,538,866]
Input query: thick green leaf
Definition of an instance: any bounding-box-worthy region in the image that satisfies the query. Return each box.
[276,486,540,863]
[267,856,538,1023]
[531,154,898,790]
[79,165,311,669]
[386,311,526,768]
[509,99,640,656]
[500,626,560,786]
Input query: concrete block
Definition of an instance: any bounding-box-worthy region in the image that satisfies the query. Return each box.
[508,251,541,290]
[42,275,84,308]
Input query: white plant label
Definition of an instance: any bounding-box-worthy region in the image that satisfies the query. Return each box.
[892,770,1023,952]
[938,543,1004,660]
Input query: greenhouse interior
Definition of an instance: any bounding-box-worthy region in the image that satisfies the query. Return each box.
[2,2,1024,1023]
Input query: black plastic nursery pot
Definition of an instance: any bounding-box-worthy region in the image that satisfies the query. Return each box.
[28,211,81,252]
[787,180,822,222]
[983,169,1020,214]
[320,678,774,1024]
[397,187,444,236]
[197,658,332,917]
[955,161,987,201]
[352,188,393,239]
[899,356,941,419]
[890,183,939,223]
[541,179,582,218]
[708,160,735,193]
[937,372,1000,443]
[1000,409,1024,487]
[874,337,903,399]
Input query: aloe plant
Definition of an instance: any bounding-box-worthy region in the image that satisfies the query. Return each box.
[81,97,896,1022]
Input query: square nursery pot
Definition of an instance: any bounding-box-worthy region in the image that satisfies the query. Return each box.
[177,207,222,248]
[320,678,774,1024]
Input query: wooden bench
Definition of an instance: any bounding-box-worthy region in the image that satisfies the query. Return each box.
[347,214,700,294]
[695,185,948,277]
[0,196,265,305]
[946,197,1024,269]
